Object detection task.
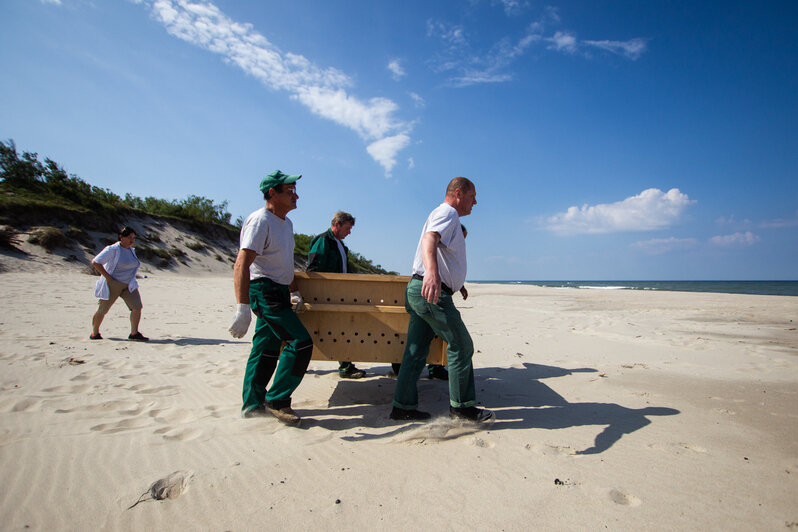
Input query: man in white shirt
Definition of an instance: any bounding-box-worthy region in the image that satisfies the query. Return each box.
[228,170,312,425]
[390,177,493,424]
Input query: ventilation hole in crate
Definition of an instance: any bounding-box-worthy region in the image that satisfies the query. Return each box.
[319,338,324,342]
[340,298,345,302]
[332,339,337,343]
[400,341,405,345]
[346,339,350,343]
[381,333,385,336]
[367,332,372,336]
[354,298,358,302]
[354,332,358,336]
[313,297,318,302]
[360,340,364,343]
[394,333,400,337]
[394,300,398,304]
[373,340,378,344]
[367,298,371,303]
[327,331,332,335]
[387,341,391,345]
[341,331,345,335]
[326,297,331,302]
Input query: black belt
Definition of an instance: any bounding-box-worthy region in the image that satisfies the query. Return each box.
[412,274,453,295]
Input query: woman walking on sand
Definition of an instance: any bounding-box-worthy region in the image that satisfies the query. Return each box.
[90,226,148,341]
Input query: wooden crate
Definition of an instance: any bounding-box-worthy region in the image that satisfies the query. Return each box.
[293,271,447,364]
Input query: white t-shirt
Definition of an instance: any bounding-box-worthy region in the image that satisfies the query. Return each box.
[335,239,348,273]
[239,208,295,285]
[411,202,467,292]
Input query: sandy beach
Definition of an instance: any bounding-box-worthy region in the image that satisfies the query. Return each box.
[1,270,796,531]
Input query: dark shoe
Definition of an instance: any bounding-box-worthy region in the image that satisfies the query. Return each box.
[128,332,149,342]
[450,406,495,424]
[427,365,449,380]
[339,364,366,379]
[267,405,301,425]
[89,333,102,340]
[389,407,431,421]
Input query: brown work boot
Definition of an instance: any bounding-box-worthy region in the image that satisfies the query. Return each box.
[267,405,301,425]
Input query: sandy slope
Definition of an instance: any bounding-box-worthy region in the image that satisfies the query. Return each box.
[0,272,796,531]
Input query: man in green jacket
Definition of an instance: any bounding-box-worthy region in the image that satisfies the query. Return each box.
[307,211,367,379]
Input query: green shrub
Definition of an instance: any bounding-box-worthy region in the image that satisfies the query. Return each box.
[134,244,172,264]
[169,246,186,258]
[65,226,93,247]
[143,232,161,243]
[28,226,70,252]
[0,227,22,251]
[186,240,206,252]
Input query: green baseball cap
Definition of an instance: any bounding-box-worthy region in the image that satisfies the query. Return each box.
[259,169,301,194]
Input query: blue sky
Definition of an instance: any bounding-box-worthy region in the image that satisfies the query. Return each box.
[1,0,796,280]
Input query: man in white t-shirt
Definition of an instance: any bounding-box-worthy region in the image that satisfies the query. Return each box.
[390,177,494,424]
[228,169,312,425]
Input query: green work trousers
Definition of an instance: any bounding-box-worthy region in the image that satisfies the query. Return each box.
[393,278,476,410]
[242,278,313,415]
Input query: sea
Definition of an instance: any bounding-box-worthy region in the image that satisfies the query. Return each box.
[468,280,798,297]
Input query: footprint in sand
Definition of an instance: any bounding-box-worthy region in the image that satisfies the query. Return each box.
[148,408,196,424]
[524,443,575,456]
[157,427,203,441]
[55,399,139,414]
[128,470,194,509]
[70,369,103,382]
[90,417,151,434]
[130,385,180,397]
[647,442,707,454]
[3,398,43,413]
[42,383,92,394]
[609,487,642,506]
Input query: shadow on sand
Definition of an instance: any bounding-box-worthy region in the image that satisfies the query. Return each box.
[102,337,242,346]
[299,362,679,454]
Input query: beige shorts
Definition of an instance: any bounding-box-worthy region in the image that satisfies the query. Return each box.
[97,278,143,314]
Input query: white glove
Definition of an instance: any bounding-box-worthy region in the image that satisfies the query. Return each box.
[229,303,252,338]
[290,291,304,313]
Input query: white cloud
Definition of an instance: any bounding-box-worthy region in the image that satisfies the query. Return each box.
[547,31,578,54]
[366,134,411,177]
[387,59,406,80]
[583,38,648,60]
[142,0,410,175]
[408,157,415,169]
[544,188,694,235]
[41,0,62,4]
[631,237,699,255]
[709,232,761,246]
[759,211,798,228]
[493,0,526,16]
[408,92,425,108]
[427,7,646,87]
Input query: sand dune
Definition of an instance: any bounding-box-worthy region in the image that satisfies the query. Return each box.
[0,271,796,530]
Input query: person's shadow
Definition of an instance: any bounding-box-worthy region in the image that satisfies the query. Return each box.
[300,362,679,454]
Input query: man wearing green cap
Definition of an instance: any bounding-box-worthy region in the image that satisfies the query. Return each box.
[229,169,312,425]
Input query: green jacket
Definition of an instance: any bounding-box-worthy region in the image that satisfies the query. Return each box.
[307,229,351,273]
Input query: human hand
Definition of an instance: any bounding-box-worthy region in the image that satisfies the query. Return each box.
[290,291,305,313]
[421,273,441,304]
[229,303,252,338]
